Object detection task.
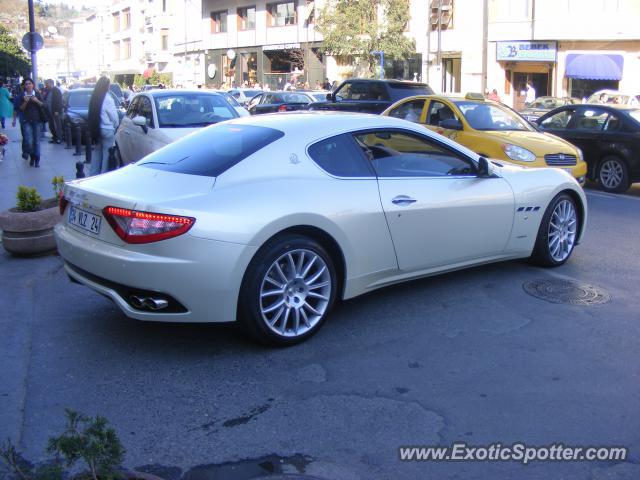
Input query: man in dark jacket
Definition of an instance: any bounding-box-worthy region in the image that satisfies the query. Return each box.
[44,79,63,143]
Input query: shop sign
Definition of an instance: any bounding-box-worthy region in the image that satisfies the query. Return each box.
[496,41,557,62]
[263,43,301,51]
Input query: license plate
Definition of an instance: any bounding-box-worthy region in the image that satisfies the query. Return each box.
[68,205,101,235]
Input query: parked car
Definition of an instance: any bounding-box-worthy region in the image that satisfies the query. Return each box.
[61,88,125,141]
[519,96,581,122]
[309,79,434,114]
[55,112,587,345]
[382,94,588,184]
[536,104,640,192]
[216,91,250,117]
[247,91,325,115]
[227,88,263,107]
[115,90,239,164]
[587,90,640,107]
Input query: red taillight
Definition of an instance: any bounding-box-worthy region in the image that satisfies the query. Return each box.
[102,206,195,244]
[59,191,69,215]
[278,105,287,112]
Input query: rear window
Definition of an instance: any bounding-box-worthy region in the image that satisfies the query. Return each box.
[388,83,434,101]
[67,91,92,108]
[137,124,284,177]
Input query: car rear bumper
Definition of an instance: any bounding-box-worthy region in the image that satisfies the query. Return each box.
[54,223,257,323]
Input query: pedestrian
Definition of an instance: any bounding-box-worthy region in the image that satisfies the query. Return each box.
[12,78,45,167]
[38,82,47,138]
[487,88,501,102]
[11,81,28,159]
[323,78,331,90]
[525,81,536,105]
[87,76,119,176]
[0,80,14,129]
[44,79,63,143]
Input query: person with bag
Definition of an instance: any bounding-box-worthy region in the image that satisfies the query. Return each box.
[12,78,45,167]
[87,76,119,176]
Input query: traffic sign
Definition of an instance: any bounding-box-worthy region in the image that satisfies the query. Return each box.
[22,32,44,51]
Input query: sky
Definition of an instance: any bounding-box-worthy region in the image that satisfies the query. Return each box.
[46,0,107,8]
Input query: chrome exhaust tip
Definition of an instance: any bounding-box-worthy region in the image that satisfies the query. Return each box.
[129,295,169,311]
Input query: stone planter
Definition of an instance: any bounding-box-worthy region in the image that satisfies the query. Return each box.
[0,198,61,256]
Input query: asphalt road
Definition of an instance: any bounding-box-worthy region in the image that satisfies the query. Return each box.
[1,139,640,478]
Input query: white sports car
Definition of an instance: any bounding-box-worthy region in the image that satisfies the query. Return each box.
[55,113,587,345]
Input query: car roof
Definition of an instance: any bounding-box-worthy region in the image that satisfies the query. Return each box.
[143,89,225,97]
[223,111,435,138]
[342,78,429,87]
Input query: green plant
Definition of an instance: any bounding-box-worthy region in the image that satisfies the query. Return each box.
[16,186,42,212]
[0,439,63,480]
[51,176,65,198]
[47,410,124,480]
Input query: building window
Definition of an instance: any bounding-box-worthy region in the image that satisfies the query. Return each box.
[112,12,120,32]
[267,1,297,27]
[210,10,228,33]
[122,38,131,59]
[113,41,120,61]
[429,0,453,30]
[160,29,169,50]
[237,6,256,30]
[123,8,131,29]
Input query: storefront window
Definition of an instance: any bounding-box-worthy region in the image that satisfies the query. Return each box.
[569,79,619,102]
[240,52,258,86]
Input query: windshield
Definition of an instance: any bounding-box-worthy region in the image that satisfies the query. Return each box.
[67,91,92,108]
[456,101,532,131]
[138,124,284,177]
[154,93,238,127]
[629,110,640,124]
[311,93,327,102]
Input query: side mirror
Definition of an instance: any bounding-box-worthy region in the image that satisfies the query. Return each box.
[477,156,494,178]
[440,118,463,131]
[132,115,148,133]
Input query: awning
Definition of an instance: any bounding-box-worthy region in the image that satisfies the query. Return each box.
[565,53,624,80]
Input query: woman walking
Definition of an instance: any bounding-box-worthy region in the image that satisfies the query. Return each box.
[0,80,14,129]
[12,78,44,167]
[87,76,119,176]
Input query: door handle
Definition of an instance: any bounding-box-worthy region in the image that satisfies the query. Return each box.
[391,195,417,206]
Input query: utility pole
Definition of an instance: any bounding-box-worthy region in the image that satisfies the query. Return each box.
[436,0,442,84]
[28,0,38,81]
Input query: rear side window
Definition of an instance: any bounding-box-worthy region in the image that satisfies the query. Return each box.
[308,134,373,177]
[138,124,284,177]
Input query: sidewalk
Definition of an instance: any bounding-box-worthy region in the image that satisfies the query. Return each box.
[1,123,82,212]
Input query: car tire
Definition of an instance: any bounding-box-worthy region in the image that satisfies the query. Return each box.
[597,155,630,193]
[530,193,579,267]
[239,234,337,346]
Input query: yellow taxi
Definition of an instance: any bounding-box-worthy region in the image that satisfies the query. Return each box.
[382,93,587,184]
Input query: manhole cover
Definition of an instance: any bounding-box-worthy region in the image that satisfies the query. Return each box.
[523,279,610,305]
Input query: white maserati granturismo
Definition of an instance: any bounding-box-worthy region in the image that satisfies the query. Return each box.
[55,112,587,345]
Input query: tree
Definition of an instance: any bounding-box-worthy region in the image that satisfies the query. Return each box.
[0,25,30,78]
[315,0,415,77]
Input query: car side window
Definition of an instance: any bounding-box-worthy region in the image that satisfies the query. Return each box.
[369,82,390,101]
[138,97,154,128]
[353,130,476,178]
[604,113,621,132]
[540,109,574,130]
[249,94,262,108]
[388,100,426,123]
[426,101,458,127]
[126,97,140,119]
[572,108,608,131]
[307,134,373,177]
[335,82,352,101]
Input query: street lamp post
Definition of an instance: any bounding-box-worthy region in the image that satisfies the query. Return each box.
[28,0,38,81]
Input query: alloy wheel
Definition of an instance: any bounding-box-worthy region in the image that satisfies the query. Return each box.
[599,159,624,190]
[547,200,577,262]
[259,249,332,337]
